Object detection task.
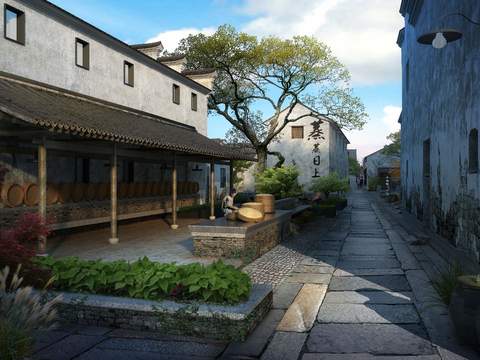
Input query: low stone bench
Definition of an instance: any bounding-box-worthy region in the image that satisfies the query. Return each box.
[50,284,272,341]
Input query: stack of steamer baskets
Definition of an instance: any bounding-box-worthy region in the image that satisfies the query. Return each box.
[237,193,275,223]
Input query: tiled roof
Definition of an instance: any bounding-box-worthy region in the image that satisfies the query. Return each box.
[0,73,255,161]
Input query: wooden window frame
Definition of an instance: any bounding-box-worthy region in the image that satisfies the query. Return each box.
[220,167,227,188]
[172,84,180,105]
[123,61,134,87]
[191,92,197,111]
[4,4,25,45]
[75,38,90,70]
[469,128,479,174]
[291,126,304,139]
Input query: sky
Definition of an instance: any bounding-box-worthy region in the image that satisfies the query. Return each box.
[50,0,404,162]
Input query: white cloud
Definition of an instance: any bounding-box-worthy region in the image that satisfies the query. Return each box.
[382,105,402,133]
[240,0,403,85]
[146,27,216,52]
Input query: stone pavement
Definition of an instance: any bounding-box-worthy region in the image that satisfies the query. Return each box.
[33,191,480,359]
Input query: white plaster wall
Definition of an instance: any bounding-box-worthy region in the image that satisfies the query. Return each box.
[400,0,480,258]
[364,151,400,183]
[0,0,208,134]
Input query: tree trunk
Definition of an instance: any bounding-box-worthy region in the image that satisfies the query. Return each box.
[256,147,268,173]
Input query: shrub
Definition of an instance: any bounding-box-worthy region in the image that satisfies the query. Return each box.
[432,263,463,305]
[0,265,60,360]
[367,176,381,191]
[36,257,251,305]
[255,165,303,199]
[310,172,349,198]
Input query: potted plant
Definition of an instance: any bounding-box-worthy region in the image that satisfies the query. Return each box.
[449,274,480,346]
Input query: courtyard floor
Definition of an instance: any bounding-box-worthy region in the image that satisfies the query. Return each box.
[33,191,480,360]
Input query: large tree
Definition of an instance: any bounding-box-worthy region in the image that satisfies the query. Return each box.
[176,25,367,171]
[382,131,401,156]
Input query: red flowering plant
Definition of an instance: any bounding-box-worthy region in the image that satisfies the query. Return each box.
[0,212,53,287]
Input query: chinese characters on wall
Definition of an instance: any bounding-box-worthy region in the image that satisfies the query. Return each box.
[308,119,324,178]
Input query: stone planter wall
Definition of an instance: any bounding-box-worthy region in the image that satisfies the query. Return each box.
[51,284,272,341]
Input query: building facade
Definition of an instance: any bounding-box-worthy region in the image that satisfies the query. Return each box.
[363,149,400,191]
[399,0,480,262]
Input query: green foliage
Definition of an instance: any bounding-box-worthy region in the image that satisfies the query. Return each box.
[255,165,303,199]
[348,157,361,176]
[232,160,253,188]
[367,176,381,191]
[382,131,401,156]
[176,25,367,171]
[36,257,251,305]
[432,263,463,305]
[310,172,349,198]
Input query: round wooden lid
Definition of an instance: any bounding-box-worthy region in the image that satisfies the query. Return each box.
[238,207,263,222]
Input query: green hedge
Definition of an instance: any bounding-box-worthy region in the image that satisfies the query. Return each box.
[36,257,251,305]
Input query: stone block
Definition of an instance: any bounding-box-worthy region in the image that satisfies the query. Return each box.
[329,276,411,291]
[323,290,413,304]
[285,273,332,284]
[273,283,303,309]
[33,334,105,360]
[261,331,307,360]
[333,268,404,277]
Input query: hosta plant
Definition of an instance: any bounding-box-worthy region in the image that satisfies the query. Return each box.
[0,265,60,360]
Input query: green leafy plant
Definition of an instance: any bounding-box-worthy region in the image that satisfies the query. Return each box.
[255,165,303,199]
[310,172,349,198]
[432,263,463,305]
[348,157,361,176]
[367,176,380,191]
[0,265,60,360]
[36,257,251,305]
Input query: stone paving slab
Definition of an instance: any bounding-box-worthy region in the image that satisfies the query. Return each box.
[277,284,327,332]
[33,334,106,360]
[223,309,285,358]
[329,276,411,291]
[286,272,332,284]
[301,257,337,267]
[97,338,226,358]
[323,290,413,304]
[344,237,389,243]
[77,348,214,360]
[333,268,404,277]
[317,303,420,324]
[306,324,435,355]
[273,283,303,309]
[261,331,307,360]
[341,247,394,257]
[390,241,422,270]
[302,353,441,360]
[336,259,401,269]
[33,330,71,353]
[294,265,334,274]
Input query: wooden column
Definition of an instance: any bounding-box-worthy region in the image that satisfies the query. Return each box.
[209,159,215,220]
[37,142,47,255]
[109,143,119,244]
[171,154,178,229]
[229,160,234,194]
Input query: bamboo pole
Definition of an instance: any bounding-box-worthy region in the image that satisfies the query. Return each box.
[109,143,119,244]
[209,159,215,220]
[171,154,178,229]
[37,142,47,255]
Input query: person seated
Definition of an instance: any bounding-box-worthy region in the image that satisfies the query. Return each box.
[222,188,239,216]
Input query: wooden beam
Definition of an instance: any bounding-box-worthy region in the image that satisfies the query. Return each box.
[37,141,47,255]
[171,154,178,229]
[109,143,119,244]
[209,158,215,220]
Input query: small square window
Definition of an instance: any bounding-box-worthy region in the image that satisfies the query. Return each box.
[172,84,180,104]
[191,93,197,111]
[291,126,304,139]
[75,38,90,69]
[124,61,134,86]
[4,4,25,44]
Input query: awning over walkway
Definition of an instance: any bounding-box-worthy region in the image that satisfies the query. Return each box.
[0,72,254,161]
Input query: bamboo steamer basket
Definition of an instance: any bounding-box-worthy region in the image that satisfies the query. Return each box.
[226,210,238,221]
[242,202,265,216]
[255,194,275,214]
[84,183,97,201]
[127,183,136,198]
[71,183,86,202]
[2,183,24,207]
[96,183,108,201]
[46,184,59,205]
[23,182,39,206]
[238,207,263,223]
[57,183,73,203]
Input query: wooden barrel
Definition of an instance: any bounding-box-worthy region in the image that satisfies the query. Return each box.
[133,183,144,198]
[46,184,59,205]
[84,183,97,201]
[71,183,86,202]
[127,183,136,198]
[2,183,24,207]
[238,207,263,223]
[57,183,73,204]
[24,182,39,207]
[119,183,129,199]
[242,202,265,216]
[255,194,275,214]
[192,182,200,194]
[96,183,108,201]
